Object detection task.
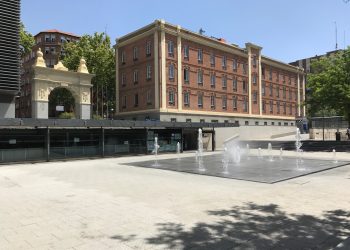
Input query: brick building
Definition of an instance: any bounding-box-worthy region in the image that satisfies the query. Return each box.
[115,20,305,125]
[16,30,80,118]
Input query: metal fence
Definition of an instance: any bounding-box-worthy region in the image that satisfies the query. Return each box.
[310,116,348,129]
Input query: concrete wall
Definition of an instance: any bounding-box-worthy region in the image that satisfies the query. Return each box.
[0,94,15,118]
[215,125,296,149]
[309,128,348,141]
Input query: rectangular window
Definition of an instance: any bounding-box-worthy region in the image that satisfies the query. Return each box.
[168,40,174,57]
[184,68,189,82]
[210,73,216,88]
[253,91,257,104]
[233,59,237,71]
[233,77,237,91]
[243,79,247,93]
[210,94,216,109]
[283,102,286,114]
[198,49,203,63]
[269,83,273,96]
[262,67,265,79]
[262,100,266,112]
[122,96,127,108]
[121,73,126,86]
[252,74,257,85]
[243,63,247,75]
[121,51,126,64]
[276,86,280,97]
[183,45,189,59]
[243,97,248,112]
[269,100,273,113]
[186,119,192,123]
[50,47,56,55]
[147,91,151,104]
[133,70,139,84]
[295,90,297,101]
[289,88,292,100]
[146,41,152,56]
[283,86,286,99]
[222,55,227,69]
[233,96,237,109]
[170,118,177,122]
[169,64,175,79]
[169,90,175,105]
[60,36,65,43]
[283,75,286,84]
[45,34,50,42]
[133,47,138,61]
[210,52,215,67]
[277,101,280,114]
[269,69,272,80]
[289,104,292,115]
[50,34,56,42]
[184,91,190,106]
[146,65,152,80]
[134,94,139,107]
[200,119,205,123]
[45,47,50,54]
[197,69,203,85]
[198,93,203,108]
[277,72,280,82]
[252,56,257,68]
[222,95,227,109]
[222,75,227,89]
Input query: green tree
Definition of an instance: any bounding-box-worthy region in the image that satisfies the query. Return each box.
[19,22,34,56]
[62,32,115,118]
[307,47,350,123]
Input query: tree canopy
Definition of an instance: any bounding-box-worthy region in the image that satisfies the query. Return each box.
[62,33,115,117]
[19,22,35,56]
[307,47,350,121]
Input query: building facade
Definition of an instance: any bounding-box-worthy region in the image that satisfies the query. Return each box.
[16,30,80,118]
[0,0,20,118]
[115,20,305,125]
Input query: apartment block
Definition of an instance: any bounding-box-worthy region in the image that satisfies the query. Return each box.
[115,20,305,125]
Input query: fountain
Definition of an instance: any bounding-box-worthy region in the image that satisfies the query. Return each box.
[258,147,263,159]
[222,147,229,174]
[197,128,205,171]
[279,148,283,160]
[267,143,274,161]
[332,149,338,163]
[176,142,181,160]
[246,144,250,160]
[152,137,160,167]
[295,128,303,163]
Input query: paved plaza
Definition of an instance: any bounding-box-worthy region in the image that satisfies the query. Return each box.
[1,150,350,249]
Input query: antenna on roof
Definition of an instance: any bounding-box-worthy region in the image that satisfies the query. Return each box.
[334,21,338,50]
[199,28,205,35]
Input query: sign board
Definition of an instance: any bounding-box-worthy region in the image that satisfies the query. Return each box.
[73,137,80,143]
[56,105,64,111]
[9,139,16,144]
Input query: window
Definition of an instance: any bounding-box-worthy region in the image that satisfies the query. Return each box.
[289,104,293,115]
[283,75,286,84]
[222,95,227,109]
[233,96,237,110]
[243,79,247,93]
[233,59,238,71]
[198,92,203,108]
[50,47,56,55]
[243,63,247,75]
[146,41,151,56]
[133,47,138,60]
[255,121,259,125]
[277,72,280,82]
[210,94,216,109]
[60,36,65,43]
[134,94,139,107]
[253,91,257,104]
[262,67,265,78]
[252,56,257,68]
[121,51,126,64]
[222,55,227,69]
[133,70,139,84]
[222,75,227,89]
[168,40,174,57]
[198,49,203,63]
[210,73,216,88]
[210,52,215,67]
[284,122,288,126]
[170,118,177,122]
[184,91,190,106]
[278,122,282,126]
[252,73,257,85]
[243,97,248,112]
[233,77,237,91]
[245,121,249,125]
[183,45,189,59]
[146,65,152,80]
[264,122,268,126]
[200,119,205,123]
[262,100,266,112]
[283,86,286,99]
[277,101,280,114]
[289,88,292,100]
[283,102,286,114]
[146,91,151,104]
[169,90,175,105]
[276,86,280,98]
[169,64,175,79]
[269,69,272,80]
[211,120,219,123]
[45,47,50,54]
[184,68,190,82]
[289,76,292,85]
[295,90,297,101]
[269,83,273,96]
[186,119,192,123]
[122,96,127,108]
[45,34,50,42]
[51,34,56,42]
[121,73,126,86]
[269,100,273,113]
[197,69,203,85]
[272,122,275,126]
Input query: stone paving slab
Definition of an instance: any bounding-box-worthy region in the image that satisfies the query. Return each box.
[124,154,349,183]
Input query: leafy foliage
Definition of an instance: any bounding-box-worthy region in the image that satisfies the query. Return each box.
[19,22,35,56]
[58,112,75,119]
[62,33,115,117]
[307,47,350,121]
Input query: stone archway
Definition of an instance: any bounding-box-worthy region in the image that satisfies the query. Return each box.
[31,49,94,119]
[48,87,76,118]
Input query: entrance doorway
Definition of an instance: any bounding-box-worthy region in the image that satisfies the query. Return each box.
[48,88,75,118]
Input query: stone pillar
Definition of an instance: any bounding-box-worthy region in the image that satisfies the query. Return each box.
[160,20,166,110]
[176,25,182,111]
[154,29,159,109]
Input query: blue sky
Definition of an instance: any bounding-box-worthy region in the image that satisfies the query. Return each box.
[21,0,350,62]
